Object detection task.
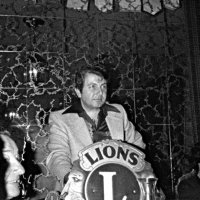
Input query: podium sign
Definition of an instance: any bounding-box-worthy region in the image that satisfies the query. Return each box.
[78,140,146,200]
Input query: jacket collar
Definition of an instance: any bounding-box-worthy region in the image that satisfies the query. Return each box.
[62,100,120,115]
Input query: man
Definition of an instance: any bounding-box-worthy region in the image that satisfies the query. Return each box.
[46,64,146,196]
[177,143,200,200]
[0,131,25,200]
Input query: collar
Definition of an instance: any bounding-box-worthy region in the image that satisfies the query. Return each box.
[62,100,120,115]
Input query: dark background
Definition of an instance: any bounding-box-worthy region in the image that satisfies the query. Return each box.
[0,0,200,199]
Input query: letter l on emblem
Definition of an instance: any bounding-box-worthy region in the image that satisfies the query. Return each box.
[99,172,116,200]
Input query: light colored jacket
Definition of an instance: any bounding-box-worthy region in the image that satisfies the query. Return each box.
[46,103,145,189]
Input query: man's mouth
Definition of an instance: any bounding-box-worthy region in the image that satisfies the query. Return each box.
[94,99,102,101]
[7,179,20,184]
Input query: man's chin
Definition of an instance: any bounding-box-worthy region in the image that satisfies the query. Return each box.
[94,102,104,108]
[6,183,20,199]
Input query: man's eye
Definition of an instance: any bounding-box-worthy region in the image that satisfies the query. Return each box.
[102,85,107,90]
[89,84,96,89]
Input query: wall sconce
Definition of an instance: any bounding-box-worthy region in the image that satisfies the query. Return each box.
[23,17,45,28]
[29,67,38,81]
[5,112,19,119]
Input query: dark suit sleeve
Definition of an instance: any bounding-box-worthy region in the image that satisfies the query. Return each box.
[177,179,192,200]
[177,175,200,200]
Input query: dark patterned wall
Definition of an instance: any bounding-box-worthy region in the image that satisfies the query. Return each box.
[0,0,196,199]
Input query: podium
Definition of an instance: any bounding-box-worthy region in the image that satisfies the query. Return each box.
[45,140,163,200]
[80,140,158,200]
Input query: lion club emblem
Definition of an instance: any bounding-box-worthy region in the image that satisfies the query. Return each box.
[78,140,147,200]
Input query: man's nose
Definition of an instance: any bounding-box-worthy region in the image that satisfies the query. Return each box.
[97,87,104,95]
[14,160,25,175]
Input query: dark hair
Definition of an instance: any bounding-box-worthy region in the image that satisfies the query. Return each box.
[74,64,109,92]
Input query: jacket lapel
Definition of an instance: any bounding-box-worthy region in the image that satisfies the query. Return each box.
[63,109,124,144]
[65,114,93,146]
[106,112,124,140]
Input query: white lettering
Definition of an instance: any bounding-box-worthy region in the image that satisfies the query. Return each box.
[99,172,116,200]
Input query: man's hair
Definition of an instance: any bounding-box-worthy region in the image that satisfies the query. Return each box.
[74,64,109,92]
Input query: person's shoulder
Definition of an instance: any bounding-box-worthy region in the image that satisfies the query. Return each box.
[178,170,197,185]
[107,102,125,111]
[50,107,70,117]
[51,108,66,114]
[105,103,127,116]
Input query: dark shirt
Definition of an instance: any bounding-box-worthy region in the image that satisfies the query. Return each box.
[62,100,120,143]
[177,170,200,200]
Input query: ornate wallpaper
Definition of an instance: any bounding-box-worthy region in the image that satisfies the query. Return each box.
[0,0,196,199]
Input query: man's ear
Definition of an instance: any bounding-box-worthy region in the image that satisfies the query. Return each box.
[75,88,81,98]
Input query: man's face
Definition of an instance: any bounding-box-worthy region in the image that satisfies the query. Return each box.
[76,72,107,111]
[1,134,25,199]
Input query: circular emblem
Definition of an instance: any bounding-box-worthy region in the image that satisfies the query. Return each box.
[85,163,141,200]
[78,140,147,200]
